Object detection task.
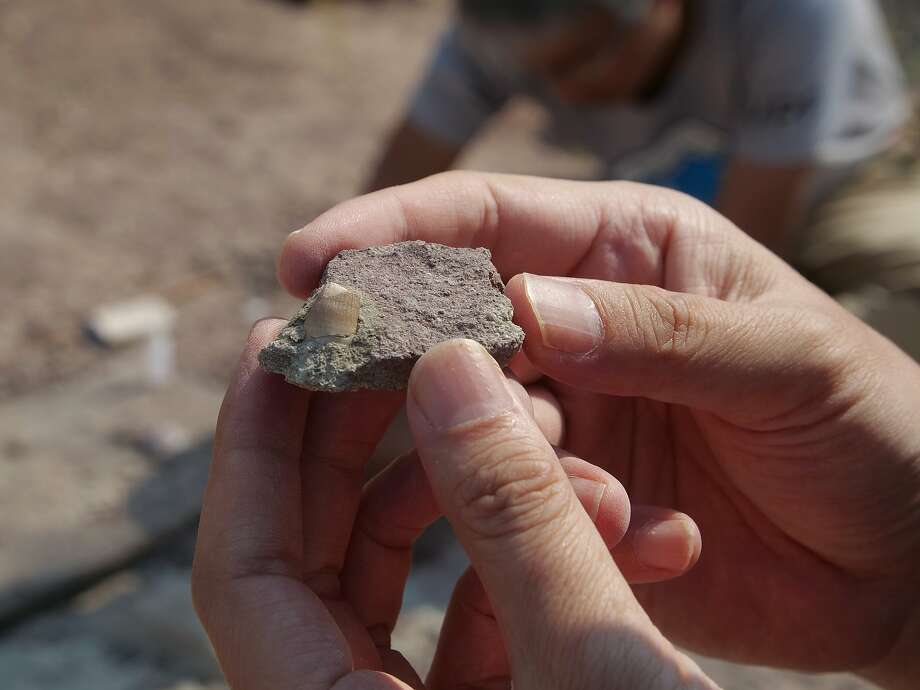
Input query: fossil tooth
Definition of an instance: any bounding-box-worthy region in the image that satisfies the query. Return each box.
[302,282,360,338]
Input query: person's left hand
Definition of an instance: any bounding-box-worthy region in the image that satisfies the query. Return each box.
[191,321,703,689]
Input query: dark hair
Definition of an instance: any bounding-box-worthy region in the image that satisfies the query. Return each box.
[459,0,585,24]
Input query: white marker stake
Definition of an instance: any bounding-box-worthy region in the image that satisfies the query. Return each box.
[146,330,176,387]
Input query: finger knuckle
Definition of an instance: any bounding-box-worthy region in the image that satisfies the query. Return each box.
[627,286,705,360]
[449,421,567,543]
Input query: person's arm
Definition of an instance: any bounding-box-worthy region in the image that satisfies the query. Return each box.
[725,1,877,252]
[363,119,462,193]
[715,159,810,255]
[364,25,511,193]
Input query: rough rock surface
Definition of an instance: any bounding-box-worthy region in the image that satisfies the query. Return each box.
[259,241,525,391]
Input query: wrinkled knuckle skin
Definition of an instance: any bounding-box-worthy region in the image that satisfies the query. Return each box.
[629,286,702,360]
[449,423,566,542]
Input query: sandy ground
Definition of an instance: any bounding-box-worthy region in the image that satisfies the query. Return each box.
[0,0,441,395]
[0,0,917,688]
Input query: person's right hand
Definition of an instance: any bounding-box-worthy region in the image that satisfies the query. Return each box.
[279,173,920,687]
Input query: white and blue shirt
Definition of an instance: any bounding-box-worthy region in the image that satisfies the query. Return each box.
[409,0,909,207]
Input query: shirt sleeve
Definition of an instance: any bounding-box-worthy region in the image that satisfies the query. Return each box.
[407,25,512,147]
[732,0,907,165]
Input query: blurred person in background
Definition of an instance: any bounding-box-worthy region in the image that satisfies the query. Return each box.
[368,0,920,354]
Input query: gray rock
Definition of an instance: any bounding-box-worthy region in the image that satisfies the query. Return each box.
[259,241,524,391]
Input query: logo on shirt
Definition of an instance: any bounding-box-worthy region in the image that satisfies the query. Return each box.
[743,92,816,128]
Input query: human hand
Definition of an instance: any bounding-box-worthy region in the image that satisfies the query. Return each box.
[192,321,705,689]
[278,172,920,686]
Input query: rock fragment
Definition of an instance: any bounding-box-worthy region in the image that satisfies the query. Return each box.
[85,296,176,346]
[259,241,524,391]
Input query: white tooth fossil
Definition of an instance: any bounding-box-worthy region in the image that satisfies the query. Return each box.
[303,282,361,338]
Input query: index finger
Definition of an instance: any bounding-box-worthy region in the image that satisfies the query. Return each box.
[278,173,716,299]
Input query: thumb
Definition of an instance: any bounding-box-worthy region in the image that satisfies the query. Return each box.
[507,273,843,422]
[406,339,706,688]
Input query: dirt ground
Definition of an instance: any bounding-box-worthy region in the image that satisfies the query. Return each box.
[0,0,917,688]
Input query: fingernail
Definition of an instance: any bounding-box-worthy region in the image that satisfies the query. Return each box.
[568,476,606,521]
[411,339,517,431]
[634,519,695,572]
[522,274,603,353]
